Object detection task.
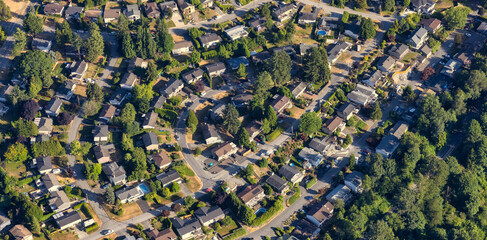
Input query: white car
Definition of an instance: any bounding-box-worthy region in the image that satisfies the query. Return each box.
[102,229,114,235]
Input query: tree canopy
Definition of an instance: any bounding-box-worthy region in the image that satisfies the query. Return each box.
[85,23,104,62]
[359,18,377,39]
[303,47,331,84]
[19,50,54,88]
[223,104,241,135]
[298,112,322,135]
[444,6,471,30]
[23,10,43,36]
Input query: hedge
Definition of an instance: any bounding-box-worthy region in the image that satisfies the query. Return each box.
[266,126,284,142]
[287,186,301,205]
[202,50,218,60]
[251,197,283,226]
[306,177,317,189]
[222,227,247,240]
[85,222,99,233]
[155,108,178,122]
[80,203,93,219]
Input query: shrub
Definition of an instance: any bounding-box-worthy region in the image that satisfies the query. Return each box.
[85,223,99,233]
[306,177,317,189]
[287,186,301,205]
[222,228,246,240]
[251,197,283,226]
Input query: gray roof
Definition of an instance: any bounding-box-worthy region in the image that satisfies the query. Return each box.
[389,44,409,59]
[102,162,126,182]
[125,4,140,17]
[411,0,435,7]
[42,173,60,189]
[266,174,288,192]
[54,211,82,228]
[377,56,396,71]
[159,1,178,11]
[93,125,108,139]
[38,156,53,172]
[363,71,383,87]
[202,123,219,140]
[142,132,158,147]
[205,62,226,74]
[328,41,351,62]
[409,27,428,46]
[344,171,364,188]
[337,102,356,118]
[309,137,329,153]
[128,57,144,71]
[104,8,121,19]
[109,88,131,105]
[326,184,351,202]
[299,43,318,56]
[174,41,193,49]
[376,135,400,157]
[199,33,222,45]
[44,3,65,15]
[389,121,408,139]
[93,145,110,161]
[272,4,296,17]
[227,57,249,70]
[278,165,301,181]
[195,206,225,224]
[121,72,137,87]
[181,68,204,83]
[0,84,14,97]
[151,95,166,109]
[156,169,182,185]
[46,98,63,113]
[171,217,202,236]
[65,6,84,16]
[299,11,318,21]
[116,185,144,201]
[291,82,308,97]
[142,111,158,127]
[162,79,184,97]
[71,60,88,75]
[35,117,53,133]
[48,190,70,210]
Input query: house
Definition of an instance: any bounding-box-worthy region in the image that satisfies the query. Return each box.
[441,59,462,78]
[142,111,158,129]
[322,116,345,135]
[93,125,109,142]
[151,95,166,109]
[127,57,148,72]
[142,132,159,151]
[237,184,265,207]
[250,51,271,63]
[65,6,84,20]
[227,56,249,70]
[363,70,383,88]
[181,68,204,84]
[477,21,487,35]
[104,9,121,23]
[224,25,249,41]
[376,135,400,158]
[211,142,238,161]
[42,173,61,192]
[298,8,319,25]
[45,98,62,117]
[344,171,364,193]
[9,225,33,240]
[0,102,9,116]
[272,45,296,56]
[171,217,203,240]
[34,117,53,135]
[420,18,442,33]
[337,102,358,120]
[149,151,172,169]
[70,60,88,81]
[120,73,138,90]
[116,185,145,204]
[0,84,14,102]
[327,41,352,64]
[271,95,292,113]
[55,80,76,100]
[292,219,321,239]
[377,55,396,73]
[144,2,161,18]
[0,213,11,231]
[201,0,213,8]
[298,147,323,168]
[37,156,53,174]
[306,201,334,227]
[410,0,436,14]
[202,123,222,145]
[231,93,253,108]
[195,206,225,226]
[159,1,179,13]
[272,3,297,22]
[199,33,222,48]
[172,41,193,55]
[125,4,141,21]
[48,190,71,212]
[162,79,184,98]
[204,62,226,77]
[278,165,304,185]
[44,3,65,15]
[209,102,226,122]
[316,16,339,36]
[99,105,117,122]
[103,162,127,185]
[32,32,53,52]
[325,184,352,203]
[266,174,289,194]
[390,121,408,139]
[245,120,262,140]
[389,44,410,60]
[420,45,432,58]
[407,27,429,49]
[146,228,178,240]
[84,10,102,21]
[309,136,336,154]
[94,145,112,164]
[178,0,195,15]
[53,211,82,230]
[347,84,378,106]
[248,17,267,32]
[156,169,182,186]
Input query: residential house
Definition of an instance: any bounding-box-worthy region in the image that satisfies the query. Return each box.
[9,225,33,240]
[440,59,462,78]
[224,25,249,41]
[325,184,352,203]
[120,72,138,90]
[151,95,166,109]
[420,18,442,33]
[390,121,409,139]
[142,111,158,129]
[347,84,378,106]
[298,147,323,168]
[306,201,334,227]
[231,93,253,108]
[327,41,352,64]
[477,21,487,35]
[45,98,62,117]
[84,10,102,22]
[34,117,53,135]
[149,151,172,169]
[272,45,296,56]
[162,79,184,98]
[227,56,249,70]
[204,62,226,77]
[37,156,53,174]
[171,217,203,240]
[407,27,429,49]
[102,162,127,185]
[172,41,193,55]
[299,43,318,56]
[245,120,262,141]
[298,8,319,25]
[278,165,304,185]
[32,32,54,52]
[104,9,121,23]
[181,68,204,84]
[376,121,408,157]
[42,173,61,192]
[420,45,432,58]
[156,169,182,186]
[199,33,222,48]
[410,0,436,14]
[336,102,358,120]
[0,84,14,102]
[195,206,225,226]
[237,184,265,207]
[55,80,76,100]
[94,145,111,164]
[125,4,141,21]
[209,102,226,122]
[178,0,195,15]
[44,4,65,15]
[53,211,82,230]
[142,132,159,151]
[116,185,145,204]
[127,57,148,72]
[93,125,109,142]
[211,142,238,161]
[377,55,396,73]
[70,60,88,81]
[48,190,71,212]
[309,136,336,155]
[201,0,213,8]
[248,17,267,32]
[322,116,345,135]
[146,228,178,240]
[272,3,297,22]
[363,70,383,88]
[30,134,50,145]
[271,95,292,113]
[316,16,339,36]
[144,2,161,18]
[0,213,11,231]
[266,174,289,194]
[202,123,222,145]
[159,1,179,13]
[344,171,364,193]
[99,104,117,122]
[292,219,321,239]
[250,51,271,63]
[389,44,410,60]
[65,6,84,20]
[0,102,9,116]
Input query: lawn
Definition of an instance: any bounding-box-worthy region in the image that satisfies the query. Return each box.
[185,174,203,193]
[50,230,77,240]
[217,219,238,237]
[266,126,284,142]
[172,163,195,177]
[3,161,26,178]
[85,203,102,232]
[105,201,143,221]
[402,52,418,64]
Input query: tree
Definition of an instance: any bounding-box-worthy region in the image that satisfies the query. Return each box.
[27,216,40,234]
[4,143,28,162]
[19,50,54,88]
[403,0,410,7]
[298,112,322,135]
[190,51,201,66]
[356,0,368,9]
[463,70,487,99]
[0,0,12,21]
[170,182,180,192]
[86,83,104,102]
[241,206,255,225]
[57,112,74,125]
[186,110,198,133]
[444,7,471,30]
[72,33,83,58]
[185,196,195,206]
[84,162,102,181]
[21,99,39,120]
[12,29,27,56]
[12,120,38,138]
[342,11,349,23]
[384,0,395,11]
[360,18,376,39]
[421,66,435,80]
[236,127,250,147]
[255,71,274,97]
[104,187,116,205]
[120,103,136,125]
[369,220,396,240]
[223,104,241,135]
[171,203,182,212]
[136,26,157,59]
[28,76,42,97]
[264,105,277,127]
[403,85,416,102]
[85,23,104,62]
[155,19,174,54]
[303,47,331,84]
[370,102,382,120]
[269,51,292,86]
[23,10,43,36]
[56,20,73,47]
[82,100,101,117]
[236,63,247,78]
[343,134,353,147]
[145,61,159,83]
[121,33,136,58]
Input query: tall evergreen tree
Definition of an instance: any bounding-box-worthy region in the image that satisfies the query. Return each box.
[122,33,136,58]
[55,20,73,47]
[269,51,292,86]
[223,104,241,135]
[85,23,104,62]
[303,47,331,84]
[23,10,43,36]
[236,127,250,148]
[12,29,26,56]
[359,18,377,39]
[155,19,174,54]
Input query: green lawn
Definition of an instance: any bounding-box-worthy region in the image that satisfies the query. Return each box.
[4,161,26,178]
[172,163,195,177]
[217,219,238,236]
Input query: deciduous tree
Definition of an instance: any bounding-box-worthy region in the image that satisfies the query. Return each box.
[298,112,322,135]
[21,99,39,121]
[23,10,43,36]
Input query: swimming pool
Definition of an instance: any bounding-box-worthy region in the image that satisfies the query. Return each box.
[316,30,326,36]
[255,208,267,217]
[139,184,150,194]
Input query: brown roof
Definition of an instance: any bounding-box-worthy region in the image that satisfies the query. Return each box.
[211,142,236,158]
[237,185,264,204]
[152,151,172,168]
[420,18,441,30]
[104,8,121,19]
[85,9,102,18]
[146,228,178,240]
[323,116,343,131]
[10,225,32,240]
[44,3,65,14]
[174,41,193,49]
[271,95,291,111]
[308,201,334,222]
[99,104,116,119]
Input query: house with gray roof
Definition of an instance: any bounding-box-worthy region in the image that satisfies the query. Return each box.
[237,184,265,207]
[377,55,396,73]
[204,62,226,77]
[231,93,253,108]
[94,145,111,164]
[45,98,63,117]
[328,41,352,64]
[336,102,358,120]
[407,27,429,49]
[389,44,410,60]
[347,84,378,106]
[48,190,71,212]
[266,174,289,194]
[162,79,184,98]
[171,217,203,240]
[290,82,308,98]
[144,2,161,18]
[42,173,61,192]
[53,211,82,230]
[70,60,88,81]
[55,80,76,100]
[410,0,435,14]
[109,88,131,106]
[116,185,145,204]
[149,151,172,169]
[278,165,304,185]
[142,132,159,151]
[65,6,84,20]
[202,123,222,145]
[156,169,182,186]
[93,125,109,142]
[125,4,140,21]
[0,84,14,102]
[151,95,166,109]
[227,56,249,70]
[248,17,267,32]
[298,8,319,25]
[37,156,53,174]
[159,1,178,13]
[44,3,65,16]
[326,184,352,203]
[199,33,222,48]
[142,111,158,129]
[120,72,138,90]
[104,8,121,23]
[0,213,11,231]
[298,147,323,168]
[224,25,249,41]
[34,117,53,135]
[195,206,225,226]
[306,201,334,227]
[344,171,364,193]
[272,3,297,22]
[102,162,127,185]
[181,68,204,84]
[209,102,226,122]
[363,70,383,88]
[172,41,193,55]
[99,104,117,122]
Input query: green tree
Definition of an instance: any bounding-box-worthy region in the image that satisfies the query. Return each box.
[370,102,382,120]
[55,20,73,46]
[84,162,102,181]
[241,206,256,225]
[12,29,27,56]
[12,120,38,137]
[28,76,42,97]
[264,105,277,127]
[120,103,136,125]
[343,134,353,147]
[72,33,83,57]
[356,0,368,9]
[236,127,250,147]
[0,0,12,21]
[4,143,28,162]
[255,71,274,97]
[342,11,349,23]
[269,51,292,86]
[86,83,104,102]
[383,0,395,11]
[136,26,157,59]
[8,86,28,106]
[155,19,174,54]
[369,220,396,240]
[403,0,410,7]
[359,18,376,39]
[236,63,247,78]
[186,110,198,133]
[298,112,322,135]
[117,13,130,37]
[19,50,54,88]
[85,23,104,62]
[463,70,487,99]
[190,51,201,66]
[104,187,116,205]
[403,85,416,102]
[122,33,136,58]
[23,10,43,36]
[223,104,241,135]
[145,61,159,83]
[82,100,101,117]
[170,182,180,192]
[303,47,331,84]
[444,7,471,30]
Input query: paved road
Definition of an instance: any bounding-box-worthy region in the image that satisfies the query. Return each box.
[97,34,119,89]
